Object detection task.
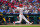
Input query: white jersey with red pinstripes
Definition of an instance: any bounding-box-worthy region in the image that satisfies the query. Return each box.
[16,7,24,15]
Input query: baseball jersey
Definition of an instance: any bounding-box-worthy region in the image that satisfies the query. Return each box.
[16,7,24,15]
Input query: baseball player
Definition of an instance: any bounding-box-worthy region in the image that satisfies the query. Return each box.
[13,4,33,24]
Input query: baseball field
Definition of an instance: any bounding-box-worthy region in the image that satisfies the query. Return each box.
[0,24,40,27]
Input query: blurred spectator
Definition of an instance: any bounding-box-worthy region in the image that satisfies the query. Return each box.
[3,11,6,14]
[1,4,6,9]
[17,16,19,21]
[28,0,33,3]
[38,7,40,14]
[7,8,13,14]
[0,0,40,14]
[0,8,1,12]
[11,0,14,3]
[32,8,38,14]
[7,18,11,24]
[32,0,37,2]
[12,8,15,14]
[0,13,4,25]
[37,0,40,3]
[39,17,40,24]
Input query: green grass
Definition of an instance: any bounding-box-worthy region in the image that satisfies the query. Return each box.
[0,26,40,27]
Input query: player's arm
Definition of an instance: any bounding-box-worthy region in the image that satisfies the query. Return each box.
[14,7,19,11]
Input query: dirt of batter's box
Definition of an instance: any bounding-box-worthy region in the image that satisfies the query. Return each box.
[0,24,40,26]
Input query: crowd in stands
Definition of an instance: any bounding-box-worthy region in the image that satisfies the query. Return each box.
[0,0,40,14]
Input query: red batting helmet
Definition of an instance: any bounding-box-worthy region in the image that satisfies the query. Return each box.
[19,4,23,7]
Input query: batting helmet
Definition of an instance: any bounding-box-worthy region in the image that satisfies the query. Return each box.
[19,4,23,7]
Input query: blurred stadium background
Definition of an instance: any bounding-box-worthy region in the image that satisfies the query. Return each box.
[0,0,40,27]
